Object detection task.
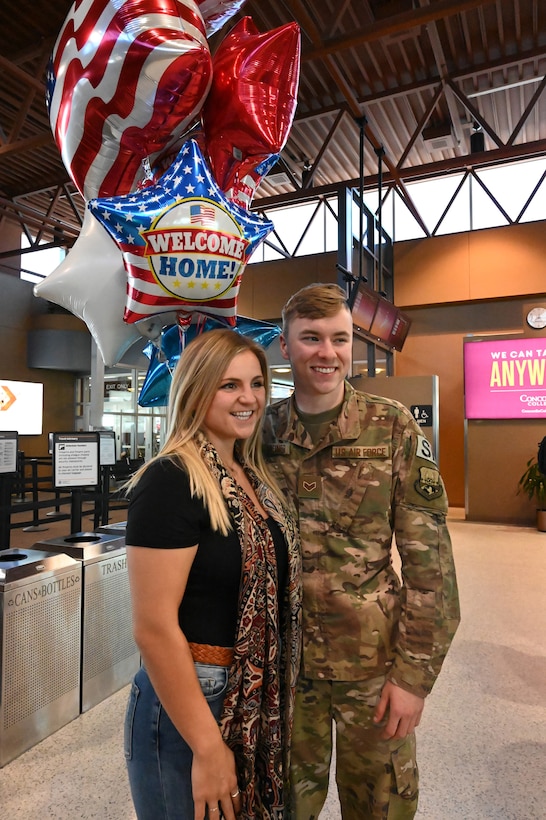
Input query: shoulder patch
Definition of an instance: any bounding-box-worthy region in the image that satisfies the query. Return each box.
[416,435,436,463]
[414,466,443,500]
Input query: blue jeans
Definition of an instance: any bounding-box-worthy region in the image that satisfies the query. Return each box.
[124,664,229,819]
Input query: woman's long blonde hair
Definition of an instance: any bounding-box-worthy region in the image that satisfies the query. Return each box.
[126,328,280,534]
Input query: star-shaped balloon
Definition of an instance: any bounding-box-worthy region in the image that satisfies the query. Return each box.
[33,209,143,366]
[202,17,300,208]
[139,315,281,406]
[90,138,273,326]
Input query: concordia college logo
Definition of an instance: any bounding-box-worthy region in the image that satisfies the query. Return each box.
[141,198,249,302]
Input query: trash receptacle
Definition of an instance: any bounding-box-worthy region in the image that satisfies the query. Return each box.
[0,548,82,767]
[96,521,127,539]
[33,532,139,713]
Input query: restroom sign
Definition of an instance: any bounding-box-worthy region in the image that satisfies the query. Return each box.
[410,405,433,427]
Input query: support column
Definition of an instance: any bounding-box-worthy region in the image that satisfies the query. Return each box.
[89,341,105,430]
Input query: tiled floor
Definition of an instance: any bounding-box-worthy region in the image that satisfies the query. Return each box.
[1,508,545,819]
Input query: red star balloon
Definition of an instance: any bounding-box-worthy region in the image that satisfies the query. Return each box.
[201,16,301,208]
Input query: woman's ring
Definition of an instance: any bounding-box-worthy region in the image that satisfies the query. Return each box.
[209,808,219,813]
[231,790,240,798]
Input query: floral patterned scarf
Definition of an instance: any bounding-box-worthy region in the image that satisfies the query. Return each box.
[199,435,301,819]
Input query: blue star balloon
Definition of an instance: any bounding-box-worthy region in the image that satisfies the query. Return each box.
[139,315,281,406]
[89,139,274,327]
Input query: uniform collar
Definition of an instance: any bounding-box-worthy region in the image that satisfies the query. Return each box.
[277,381,363,447]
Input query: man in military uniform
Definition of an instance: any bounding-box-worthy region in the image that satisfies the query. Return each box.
[263,283,460,819]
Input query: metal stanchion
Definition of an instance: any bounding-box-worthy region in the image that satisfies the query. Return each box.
[46,488,63,517]
[0,475,12,549]
[22,459,48,533]
[71,489,83,534]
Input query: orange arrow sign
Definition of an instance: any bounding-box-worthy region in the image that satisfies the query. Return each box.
[0,384,17,411]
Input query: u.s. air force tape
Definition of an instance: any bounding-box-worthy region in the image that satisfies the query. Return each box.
[332,445,390,458]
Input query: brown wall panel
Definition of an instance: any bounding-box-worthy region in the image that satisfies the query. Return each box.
[394,233,471,306]
[395,334,465,507]
[465,419,544,526]
[468,223,546,300]
[394,221,546,308]
[239,252,337,319]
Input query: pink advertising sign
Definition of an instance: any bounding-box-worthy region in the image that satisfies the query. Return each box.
[464,337,546,419]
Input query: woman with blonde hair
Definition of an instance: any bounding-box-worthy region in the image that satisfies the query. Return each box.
[124,328,301,820]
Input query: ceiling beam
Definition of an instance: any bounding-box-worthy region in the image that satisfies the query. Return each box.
[301,0,497,62]
[0,132,53,157]
[0,54,45,93]
[255,138,546,209]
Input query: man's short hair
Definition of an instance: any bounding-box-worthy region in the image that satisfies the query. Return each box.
[282,283,349,336]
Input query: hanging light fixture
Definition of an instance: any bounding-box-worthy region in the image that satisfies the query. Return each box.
[301,158,314,187]
[470,121,485,154]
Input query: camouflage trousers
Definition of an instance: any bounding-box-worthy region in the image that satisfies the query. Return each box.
[290,675,419,820]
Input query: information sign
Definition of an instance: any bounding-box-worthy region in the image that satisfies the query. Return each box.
[0,431,18,474]
[52,432,100,488]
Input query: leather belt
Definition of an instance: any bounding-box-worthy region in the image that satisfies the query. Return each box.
[188,642,234,666]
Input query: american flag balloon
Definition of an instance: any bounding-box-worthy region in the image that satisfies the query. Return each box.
[47,0,212,200]
[89,139,273,325]
[196,0,248,36]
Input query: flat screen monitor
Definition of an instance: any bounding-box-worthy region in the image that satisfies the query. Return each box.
[349,281,411,351]
[0,380,43,435]
[369,298,398,343]
[388,311,412,352]
[350,281,379,335]
[464,336,546,419]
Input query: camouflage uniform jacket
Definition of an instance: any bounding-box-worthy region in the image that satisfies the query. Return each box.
[263,382,460,698]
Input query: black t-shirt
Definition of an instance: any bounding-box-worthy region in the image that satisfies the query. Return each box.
[125,458,287,647]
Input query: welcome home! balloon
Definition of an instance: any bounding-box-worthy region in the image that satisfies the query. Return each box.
[90,138,273,325]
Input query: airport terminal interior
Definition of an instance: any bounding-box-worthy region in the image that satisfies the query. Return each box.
[1,506,545,819]
[1,1,546,818]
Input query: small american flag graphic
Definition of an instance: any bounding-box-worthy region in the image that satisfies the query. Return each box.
[190,203,216,226]
[47,0,212,200]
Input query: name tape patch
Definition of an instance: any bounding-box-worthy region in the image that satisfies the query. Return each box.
[265,443,291,456]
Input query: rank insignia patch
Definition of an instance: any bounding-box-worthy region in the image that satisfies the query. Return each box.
[298,474,322,499]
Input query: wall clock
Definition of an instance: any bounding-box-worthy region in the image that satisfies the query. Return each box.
[526,307,546,329]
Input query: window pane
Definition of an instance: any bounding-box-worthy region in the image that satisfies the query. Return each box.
[476,159,546,221]
[295,207,325,256]
[393,190,427,241]
[265,203,319,256]
[435,177,471,235]
[262,243,284,262]
[405,175,465,234]
[519,174,546,224]
[325,200,339,252]
[380,190,394,239]
[471,177,509,230]
[20,235,65,283]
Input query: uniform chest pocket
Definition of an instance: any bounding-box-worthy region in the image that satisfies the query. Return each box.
[323,458,392,532]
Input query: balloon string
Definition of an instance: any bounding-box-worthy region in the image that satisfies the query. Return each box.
[196,313,206,336]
